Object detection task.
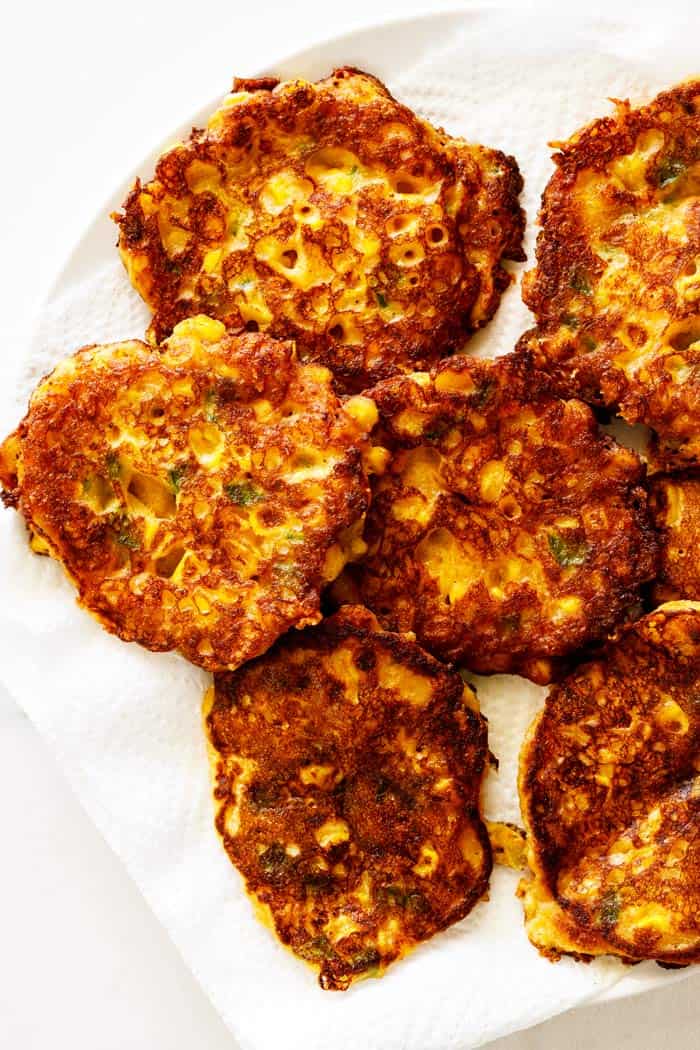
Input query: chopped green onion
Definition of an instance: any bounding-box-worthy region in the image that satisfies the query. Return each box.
[258,843,288,877]
[598,890,621,926]
[204,390,219,422]
[225,481,264,505]
[657,157,686,187]
[117,531,139,551]
[168,466,186,493]
[106,453,121,479]
[548,531,589,567]
[570,271,592,296]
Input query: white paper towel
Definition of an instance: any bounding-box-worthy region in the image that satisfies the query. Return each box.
[0,9,696,1049]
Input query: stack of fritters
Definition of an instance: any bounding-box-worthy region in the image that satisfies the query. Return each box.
[4,68,700,985]
[1,68,526,987]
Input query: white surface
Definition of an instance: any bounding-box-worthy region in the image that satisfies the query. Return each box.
[1,2,699,1049]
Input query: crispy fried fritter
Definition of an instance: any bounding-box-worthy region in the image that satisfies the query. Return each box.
[332,353,658,684]
[520,80,700,468]
[115,67,524,394]
[205,605,491,990]
[649,473,700,603]
[0,317,377,671]
[519,602,700,965]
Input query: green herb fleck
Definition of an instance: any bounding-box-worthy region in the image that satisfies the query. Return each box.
[297,936,334,962]
[348,947,381,973]
[303,872,334,896]
[382,885,406,907]
[349,164,359,176]
[283,527,304,543]
[168,466,186,493]
[375,290,388,309]
[81,478,91,493]
[598,890,621,926]
[405,891,427,913]
[379,885,424,911]
[547,531,589,567]
[474,380,495,408]
[581,334,598,352]
[570,271,592,296]
[560,313,579,329]
[106,453,121,479]
[117,530,140,551]
[259,843,289,878]
[657,157,686,187]
[225,481,264,505]
[204,389,219,422]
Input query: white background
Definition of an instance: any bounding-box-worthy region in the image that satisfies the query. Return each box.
[1,1,698,1047]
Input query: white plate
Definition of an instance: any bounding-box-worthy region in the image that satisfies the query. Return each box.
[6,5,698,1043]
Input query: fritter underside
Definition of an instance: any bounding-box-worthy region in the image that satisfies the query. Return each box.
[0,317,375,671]
[520,79,700,468]
[332,353,658,684]
[520,602,700,964]
[206,605,491,990]
[115,67,524,393]
[650,472,700,603]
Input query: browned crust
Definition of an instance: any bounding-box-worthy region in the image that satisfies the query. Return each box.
[207,605,491,990]
[453,141,525,327]
[520,602,700,964]
[649,471,700,602]
[333,352,658,683]
[114,67,524,393]
[1,323,372,671]
[520,80,700,468]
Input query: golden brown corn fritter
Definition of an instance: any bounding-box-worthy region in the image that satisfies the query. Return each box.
[520,602,700,965]
[0,317,378,671]
[205,605,491,990]
[332,353,658,684]
[520,80,700,469]
[115,68,524,394]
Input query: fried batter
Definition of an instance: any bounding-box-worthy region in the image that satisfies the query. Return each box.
[115,67,524,394]
[520,80,700,468]
[649,473,700,603]
[519,602,700,965]
[0,317,376,671]
[332,353,658,684]
[205,605,491,990]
